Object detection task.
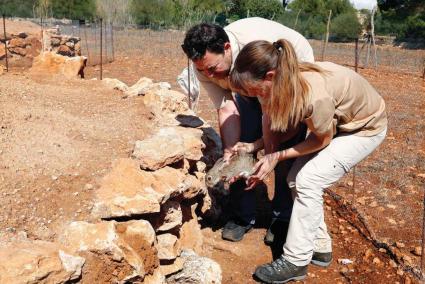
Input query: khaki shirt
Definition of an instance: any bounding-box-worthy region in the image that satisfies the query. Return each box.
[303,62,387,137]
[196,17,315,109]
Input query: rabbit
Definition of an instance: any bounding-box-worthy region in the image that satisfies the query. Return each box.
[205,153,257,192]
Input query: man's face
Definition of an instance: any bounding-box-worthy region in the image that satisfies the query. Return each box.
[193,43,232,80]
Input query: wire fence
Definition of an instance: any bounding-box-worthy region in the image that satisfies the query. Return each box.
[1,16,424,78]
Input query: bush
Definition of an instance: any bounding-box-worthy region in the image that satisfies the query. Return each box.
[331,12,361,40]
[241,0,284,19]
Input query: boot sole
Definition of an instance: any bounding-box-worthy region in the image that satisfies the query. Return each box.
[257,274,306,284]
[311,259,332,267]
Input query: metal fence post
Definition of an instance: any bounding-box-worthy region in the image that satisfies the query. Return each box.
[355,38,359,73]
[2,14,9,72]
[110,21,114,62]
[100,18,103,80]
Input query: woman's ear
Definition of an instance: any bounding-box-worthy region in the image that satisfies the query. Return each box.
[264,70,275,81]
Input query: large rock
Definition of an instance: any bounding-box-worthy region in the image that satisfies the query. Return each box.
[92,159,205,219]
[123,77,171,98]
[103,77,129,92]
[157,233,181,260]
[8,37,28,48]
[144,88,189,114]
[58,220,159,283]
[57,44,74,57]
[166,250,222,284]
[132,126,205,170]
[155,201,183,232]
[0,240,85,284]
[29,52,86,79]
[179,204,203,255]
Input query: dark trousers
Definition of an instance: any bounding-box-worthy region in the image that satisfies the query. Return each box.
[229,94,306,224]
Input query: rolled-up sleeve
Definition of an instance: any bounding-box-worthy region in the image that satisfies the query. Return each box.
[195,69,233,109]
[303,96,336,137]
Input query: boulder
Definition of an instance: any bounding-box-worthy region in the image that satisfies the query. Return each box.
[166,250,222,284]
[8,46,27,56]
[0,240,85,284]
[58,220,159,283]
[124,77,153,97]
[160,256,185,276]
[0,32,11,43]
[155,201,183,232]
[124,77,171,98]
[144,88,189,114]
[179,205,203,255]
[57,44,75,57]
[17,32,28,39]
[132,126,205,170]
[8,37,27,48]
[29,52,87,79]
[92,159,205,219]
[51,36,61,46]
[0,45,8,60]
[157,233,181,260]
[103,77,129,92]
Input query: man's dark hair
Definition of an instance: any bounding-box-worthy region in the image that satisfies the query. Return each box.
[182,23,230,60]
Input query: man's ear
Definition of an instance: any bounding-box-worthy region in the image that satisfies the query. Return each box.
[224,42,231,51]
[265,70,275,81]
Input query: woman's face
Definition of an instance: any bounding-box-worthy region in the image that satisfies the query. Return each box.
[244,79,273,99]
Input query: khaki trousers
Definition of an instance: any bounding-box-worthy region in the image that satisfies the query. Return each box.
[283,128,387,266]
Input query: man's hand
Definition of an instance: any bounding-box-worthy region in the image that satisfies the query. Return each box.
[232,142,255,154]
[223,148,234,163]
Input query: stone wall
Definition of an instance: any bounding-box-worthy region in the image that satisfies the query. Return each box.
[0,27,81,61]
[0,76,222,284]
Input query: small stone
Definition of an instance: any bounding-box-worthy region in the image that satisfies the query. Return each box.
[402,254,412,264]
[387,204,396,209]
[372,257,381,265]
[369,201,378,207]
[389,260,397,268]
[387,218,397,225]
[51,175,58,180]
[396,268,404,276]
[364,249,374,259]
[340,267,349,273]
[411,246,422,256]
[84,183,94,190]
[379,248,387,253]
[395,241,405,248]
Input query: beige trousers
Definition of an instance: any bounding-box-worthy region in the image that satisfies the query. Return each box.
[283,128,387,266]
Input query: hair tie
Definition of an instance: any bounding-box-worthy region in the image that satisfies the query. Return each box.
[273,41,283,51]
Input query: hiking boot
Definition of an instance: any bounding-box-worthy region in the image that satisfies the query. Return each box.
[221,219,253,242]
[254,256,307,284]
[311,251,332,267]
[264,218,289,246]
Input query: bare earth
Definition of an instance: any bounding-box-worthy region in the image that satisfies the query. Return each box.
[0,27,424,283]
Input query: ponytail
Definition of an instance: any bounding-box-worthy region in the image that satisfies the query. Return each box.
[230,39,324,132]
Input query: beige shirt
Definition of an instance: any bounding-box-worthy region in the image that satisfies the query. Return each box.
[196,17,315,109]
[303,62,387,137]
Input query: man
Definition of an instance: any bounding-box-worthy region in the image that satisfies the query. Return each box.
[181,17,314,242]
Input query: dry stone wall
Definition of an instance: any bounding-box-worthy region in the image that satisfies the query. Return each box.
[0,27,81,61]
[0,75,223,283]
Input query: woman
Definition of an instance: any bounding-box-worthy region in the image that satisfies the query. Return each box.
[229,39,387,283]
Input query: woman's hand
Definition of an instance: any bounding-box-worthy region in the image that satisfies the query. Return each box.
[246,151,284,189]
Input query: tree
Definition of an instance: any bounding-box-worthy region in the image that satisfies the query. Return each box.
[0,0,36,17]
[241,0,284,19]
[377,0,425,40]
[331,12,362,40]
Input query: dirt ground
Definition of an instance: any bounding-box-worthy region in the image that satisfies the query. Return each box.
[1,25,424,283]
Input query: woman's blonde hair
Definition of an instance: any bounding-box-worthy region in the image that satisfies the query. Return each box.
[230,39,323,132]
